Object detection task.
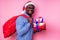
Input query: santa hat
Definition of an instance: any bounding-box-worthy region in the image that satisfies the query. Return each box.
[21,1,35,13]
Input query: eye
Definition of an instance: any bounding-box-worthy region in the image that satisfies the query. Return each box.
[28,7,34,9]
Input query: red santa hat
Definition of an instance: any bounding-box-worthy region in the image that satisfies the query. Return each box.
[21,1,35,13]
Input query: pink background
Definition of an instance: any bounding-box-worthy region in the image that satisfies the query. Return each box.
[0,0,60,40]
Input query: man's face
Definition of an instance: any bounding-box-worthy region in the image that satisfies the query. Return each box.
[26,4,35,15]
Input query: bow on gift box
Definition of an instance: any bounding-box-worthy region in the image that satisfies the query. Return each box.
[33,17,46,32]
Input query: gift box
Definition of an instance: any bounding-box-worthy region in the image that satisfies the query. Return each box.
[33,17,46,32]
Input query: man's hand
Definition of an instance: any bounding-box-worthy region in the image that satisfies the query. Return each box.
[28,17,33,24]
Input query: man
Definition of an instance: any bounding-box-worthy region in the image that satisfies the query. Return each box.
[16,1,35,40]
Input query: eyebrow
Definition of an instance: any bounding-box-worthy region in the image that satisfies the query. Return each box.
[27,5,35,8]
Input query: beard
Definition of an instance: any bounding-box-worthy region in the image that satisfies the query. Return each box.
[26,12,32,17]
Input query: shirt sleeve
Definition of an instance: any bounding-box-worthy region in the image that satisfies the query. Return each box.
[16,16,30,36]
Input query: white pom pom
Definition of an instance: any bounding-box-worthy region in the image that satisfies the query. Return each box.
[25,2,35,8]
[21,10,26,14]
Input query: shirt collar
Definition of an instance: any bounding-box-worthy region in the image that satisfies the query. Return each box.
[24,12,29,17]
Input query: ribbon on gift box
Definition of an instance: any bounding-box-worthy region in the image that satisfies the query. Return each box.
[33,17,46,32]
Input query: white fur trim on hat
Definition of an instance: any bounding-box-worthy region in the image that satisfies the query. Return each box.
[25,2,35,8]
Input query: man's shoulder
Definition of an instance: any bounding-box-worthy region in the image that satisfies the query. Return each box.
[17,16,25,20]
[17,14,29,19]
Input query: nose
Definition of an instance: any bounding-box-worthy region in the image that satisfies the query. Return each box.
[29,9,33,11]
